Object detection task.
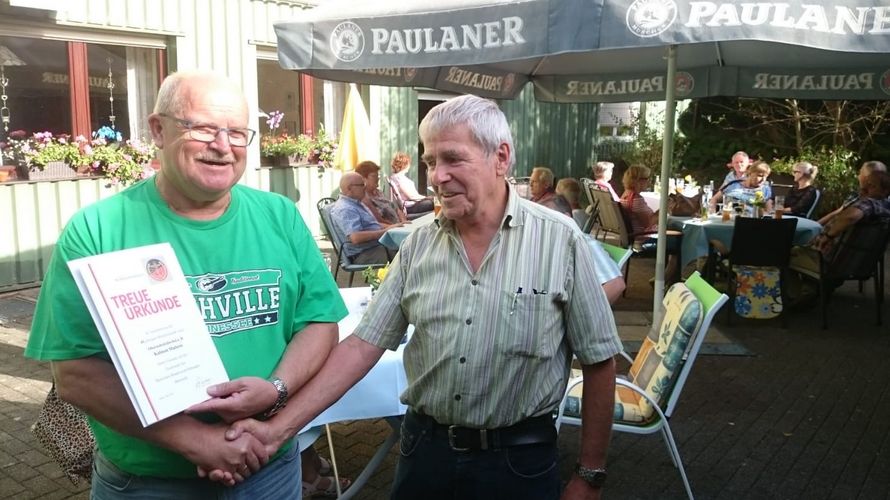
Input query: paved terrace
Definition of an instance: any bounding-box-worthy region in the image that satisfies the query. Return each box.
[1,246,888,499]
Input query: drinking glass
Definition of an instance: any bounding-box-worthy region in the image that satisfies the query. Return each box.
[774,195,785,219]
[433,196,442,216]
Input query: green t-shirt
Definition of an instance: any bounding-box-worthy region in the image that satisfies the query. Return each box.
[24,178,347,478]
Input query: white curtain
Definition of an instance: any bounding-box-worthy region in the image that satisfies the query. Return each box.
[126,47,159,141]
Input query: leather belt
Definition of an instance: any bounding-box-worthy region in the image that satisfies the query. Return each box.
[408,411,557,451]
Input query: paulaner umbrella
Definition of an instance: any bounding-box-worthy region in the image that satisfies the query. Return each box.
[335,83,374,171]
[275,0,890,307]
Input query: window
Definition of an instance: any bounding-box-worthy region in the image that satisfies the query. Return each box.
[0,36,70,135]
[0,35,161,143]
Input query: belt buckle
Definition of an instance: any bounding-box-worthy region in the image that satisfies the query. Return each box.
[447,426,488,451]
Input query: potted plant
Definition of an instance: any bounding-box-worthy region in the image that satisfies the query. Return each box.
[259,110,313,166]
[3,129,81,180]
[307,125,338,176]
[86,135,158,188]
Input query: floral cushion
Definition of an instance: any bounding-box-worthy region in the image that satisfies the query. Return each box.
[563,283,704,425]
[732,265,782,319]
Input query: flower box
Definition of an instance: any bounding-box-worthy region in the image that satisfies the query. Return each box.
[16,161,77,181]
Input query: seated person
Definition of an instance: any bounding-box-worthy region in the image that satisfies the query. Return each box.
[620,165,680,282]
[530,166,572,217]
[331,172,403,265]
[787,171,890,302]
[709,161,773,212]
[355,160,408,225]
[592,161,620,201]
[818,160,887,226]
[783,161,819,217]
[555,177,588,229]
[301,444,351,498]
[721,151,750,188]
[389,152,434,214]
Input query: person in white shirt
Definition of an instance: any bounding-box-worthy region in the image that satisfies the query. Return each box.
[389,152,434,214]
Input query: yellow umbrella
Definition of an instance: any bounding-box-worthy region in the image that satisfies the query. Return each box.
[334,84,372,171]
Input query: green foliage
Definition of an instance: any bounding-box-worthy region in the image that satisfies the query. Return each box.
[769,147,858,218]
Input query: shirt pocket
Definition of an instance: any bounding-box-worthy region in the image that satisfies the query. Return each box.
[499,291,561,359]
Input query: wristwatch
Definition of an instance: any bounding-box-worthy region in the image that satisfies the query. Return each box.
[262,376,288,419]
[575,463,607,488]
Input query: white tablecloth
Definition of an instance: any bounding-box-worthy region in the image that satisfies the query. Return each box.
[378,212,437,249]
[304,287,409,429]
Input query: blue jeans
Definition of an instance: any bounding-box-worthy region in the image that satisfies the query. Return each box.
[91,444,301,500]
[391,412,560,500]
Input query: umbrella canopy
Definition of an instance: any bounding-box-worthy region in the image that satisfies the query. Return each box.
[335,83,375,171]
[276,0,890,102]
[275,0,890,307]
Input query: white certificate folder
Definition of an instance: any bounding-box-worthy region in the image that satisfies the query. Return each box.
[68,242,229,427]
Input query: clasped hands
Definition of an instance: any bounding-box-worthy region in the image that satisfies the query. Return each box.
[184,376,288,486]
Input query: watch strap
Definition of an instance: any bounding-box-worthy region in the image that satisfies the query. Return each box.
[262,376,288,419]
[575,463,607,488]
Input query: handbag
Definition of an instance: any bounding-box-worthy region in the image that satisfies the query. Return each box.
[667,192,703,216]
[31,384,95,484]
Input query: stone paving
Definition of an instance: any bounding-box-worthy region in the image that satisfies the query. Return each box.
[1,247,889,499]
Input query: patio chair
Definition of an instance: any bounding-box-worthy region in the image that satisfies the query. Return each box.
[556,272,728,500]
[789,217,890,329]
[317,197,386,287]
[803,188,821,219]
[581,178,603,235]
[508,176,532,199]
[385,176,429,221]
[724,217,798,326]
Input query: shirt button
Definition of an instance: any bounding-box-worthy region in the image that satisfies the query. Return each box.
[454,394,461,401]
[471,279,478,286]
[459,356,466,363]
[465,318,472,325]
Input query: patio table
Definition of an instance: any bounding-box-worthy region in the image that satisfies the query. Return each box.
[302,287,410,499]
[379,212,437,249]
[669,214,822,268]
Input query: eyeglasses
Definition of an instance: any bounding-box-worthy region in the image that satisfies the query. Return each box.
[349,183,365,188]
[792,170,803,174]
[159,113,256,147]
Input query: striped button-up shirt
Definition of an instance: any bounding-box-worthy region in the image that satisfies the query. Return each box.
[354,186,622,428]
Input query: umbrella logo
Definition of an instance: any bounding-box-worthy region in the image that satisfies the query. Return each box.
[331,22,365,62]
[881,70,890,96]
[145,258,168,282]
[626,0,678,38]
[675,72,694,96]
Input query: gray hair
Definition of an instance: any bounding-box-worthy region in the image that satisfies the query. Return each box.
[862,160,887,174]
[793,161,818,180]
[593,161,614,179]
[532,166,554,188]
[153,71,243,116]
[419,94,515,170]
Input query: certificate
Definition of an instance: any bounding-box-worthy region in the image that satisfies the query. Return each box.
[68,242,228,426]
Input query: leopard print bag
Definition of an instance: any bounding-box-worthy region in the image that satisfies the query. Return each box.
[31,384,95,484]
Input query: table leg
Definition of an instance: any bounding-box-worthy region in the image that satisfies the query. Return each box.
[338,416,402,499]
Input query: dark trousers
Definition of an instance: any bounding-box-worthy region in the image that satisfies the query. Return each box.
[391,411,560,500]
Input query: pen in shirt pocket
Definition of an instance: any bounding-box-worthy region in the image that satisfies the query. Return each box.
[510,287,523,315]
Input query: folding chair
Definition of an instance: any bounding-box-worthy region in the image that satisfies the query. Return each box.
[386,176,428,221]
[317,197,386,286]
[556,272,728,500]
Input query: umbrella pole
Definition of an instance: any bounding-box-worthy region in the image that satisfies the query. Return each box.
[653,45,678,315]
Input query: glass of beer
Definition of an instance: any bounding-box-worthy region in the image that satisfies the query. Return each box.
[774,195,785,219]
[433,196,442,216]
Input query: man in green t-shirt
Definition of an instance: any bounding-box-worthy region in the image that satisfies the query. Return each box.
[25,71,346,498]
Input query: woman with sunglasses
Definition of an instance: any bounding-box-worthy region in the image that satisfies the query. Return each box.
[784,161,819,217]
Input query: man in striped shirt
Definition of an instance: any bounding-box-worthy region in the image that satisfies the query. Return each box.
[226,95,622,499]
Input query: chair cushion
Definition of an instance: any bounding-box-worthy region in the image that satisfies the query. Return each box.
[620,283,703,423]
[563,283,703,425]
[732,265,782,318]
